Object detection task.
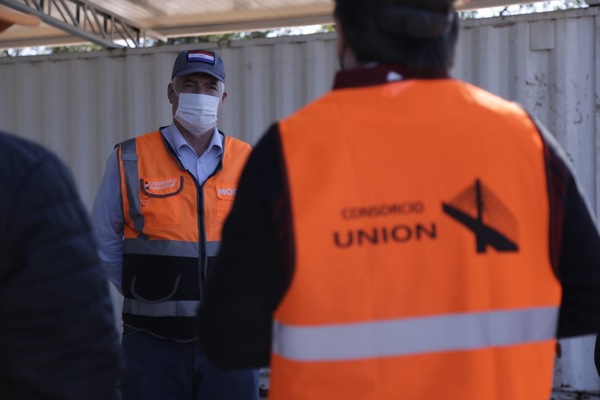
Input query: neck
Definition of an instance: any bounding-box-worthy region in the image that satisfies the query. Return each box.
[176,122,214,156]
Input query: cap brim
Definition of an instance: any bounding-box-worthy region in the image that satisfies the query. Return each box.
[174,67,224,82]
[0,6,41,30]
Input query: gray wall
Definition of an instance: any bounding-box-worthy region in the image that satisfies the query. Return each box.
[1,6,599,395]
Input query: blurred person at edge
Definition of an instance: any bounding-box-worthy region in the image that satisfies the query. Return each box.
[0,8,124,400]
[595,335,600,376]
[196,0,600,399]
[92,48,259,400]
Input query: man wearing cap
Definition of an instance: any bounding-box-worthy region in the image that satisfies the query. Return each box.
[196,0,600,399]
[92,49,258,399]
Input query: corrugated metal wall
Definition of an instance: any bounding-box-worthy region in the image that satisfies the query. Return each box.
[1,6,599,395]
[0,36,339,209]
[457,8,599,219]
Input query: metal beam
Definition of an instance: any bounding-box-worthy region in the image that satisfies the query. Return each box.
[0,33,84,48]
[0,0,166,48]
[154,14,335,39]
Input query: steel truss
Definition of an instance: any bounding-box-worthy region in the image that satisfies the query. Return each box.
[0,0,166,48]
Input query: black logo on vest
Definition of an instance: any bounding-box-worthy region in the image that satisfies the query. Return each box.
[442,179,519,253]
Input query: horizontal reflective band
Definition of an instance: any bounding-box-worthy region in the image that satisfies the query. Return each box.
[123,298,200,317]
[206,241,221,257]
[124,239,199,257]
[273,307,558,362]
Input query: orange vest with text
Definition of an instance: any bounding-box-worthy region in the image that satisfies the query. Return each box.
[272,79,562,400]
[118,130,251,340]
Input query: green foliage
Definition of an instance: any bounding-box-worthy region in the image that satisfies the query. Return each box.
[459,0,587,19]
[148,25,336,47]
[150,32,239,47]
[141,30,275,48]
[317,24,336,33]
[1,43,105,57]
[48,43,104,54]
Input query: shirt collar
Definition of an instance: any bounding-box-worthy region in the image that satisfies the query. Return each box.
[162,124,224,158]
[205,128,224,157]
[333,64,450,90]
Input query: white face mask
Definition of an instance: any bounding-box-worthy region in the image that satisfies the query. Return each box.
[174,92,220,136]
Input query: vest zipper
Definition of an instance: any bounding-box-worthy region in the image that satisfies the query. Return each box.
[162,134,208,301]
[198,180,206,300]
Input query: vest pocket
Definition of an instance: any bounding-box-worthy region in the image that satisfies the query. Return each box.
[215,182,237,218]
[140,176,183,226]
[130,273,181,303]
[122,254,201,301]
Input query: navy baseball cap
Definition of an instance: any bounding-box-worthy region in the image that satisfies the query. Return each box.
[171,49,226,82]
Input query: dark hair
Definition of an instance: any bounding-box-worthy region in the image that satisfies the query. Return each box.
[334,0,459,74]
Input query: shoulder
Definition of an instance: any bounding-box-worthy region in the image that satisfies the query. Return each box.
[0,131,80,253]
[118,130,162,147]
[454,80,529,118]
[223,134,253,154]
[233,124,284,202]
[116,131,168,162]
[0,132,70,195]
[0,131,59,168]
[239,124,282,181]
[281,91,336,125]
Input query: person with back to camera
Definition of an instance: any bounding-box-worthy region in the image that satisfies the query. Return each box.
[92,48,259,400]
[0,6,123,400]
[196,0,600,399]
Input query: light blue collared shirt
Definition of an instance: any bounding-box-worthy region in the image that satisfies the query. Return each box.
[162,124,223,183]
[91,125,224,292]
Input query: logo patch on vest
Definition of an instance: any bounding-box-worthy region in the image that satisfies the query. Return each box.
[442,178,519,253]
[146,178,178,191]
[333,201,437,248]
[141,176,183,197]
[216,184,237,199]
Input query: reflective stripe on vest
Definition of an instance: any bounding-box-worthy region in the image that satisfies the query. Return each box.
[123,238,220,257]
[273,306,559,362]
[123,298,200,317]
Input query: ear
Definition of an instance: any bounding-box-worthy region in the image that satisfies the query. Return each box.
[218,90,228,115]
[335,18,346,59]
[167,82,177,105]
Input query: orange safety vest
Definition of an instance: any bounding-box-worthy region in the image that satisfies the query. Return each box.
[118,130,251,340]
[272,79,562,400]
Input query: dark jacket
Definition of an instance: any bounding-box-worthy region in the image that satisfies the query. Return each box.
[0,131,123,399]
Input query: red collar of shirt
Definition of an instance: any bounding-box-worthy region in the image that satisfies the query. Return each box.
[332,64,450,90]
